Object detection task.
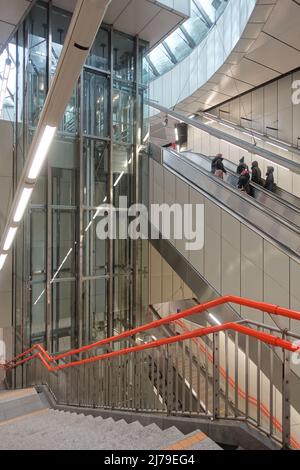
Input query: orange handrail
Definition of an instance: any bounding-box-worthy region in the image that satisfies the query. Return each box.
[4,295,300,369]
[174,318,300,449]
[5,322,298,372]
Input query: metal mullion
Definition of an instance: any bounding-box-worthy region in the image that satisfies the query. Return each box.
[78,70,84,348]
[107,27,114,338]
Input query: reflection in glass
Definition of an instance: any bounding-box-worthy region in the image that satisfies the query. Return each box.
[113,32,135,81]
[52,281,75,352]
[52,210,76,279]
[27,4,48,126]
[83,278,107,341]
[83,71,109,137]
[31,281,46,344]
[31,210,46,275]
[86,27,109,70]
[112,82,134,144]
[83,139,108,207]
[52,168,76,206]
[83,210,106,277]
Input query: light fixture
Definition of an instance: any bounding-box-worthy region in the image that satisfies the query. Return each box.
[268,142,289,153]
[13,188,33,222]
[3,227,18,251]
[0,254,7,271]
[219,122,235,131]
[175,127,179,142]
[28,125,57,180]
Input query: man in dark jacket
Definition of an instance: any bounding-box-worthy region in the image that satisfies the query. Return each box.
[237,157,247,175]
[211,153,223,174]
[251,161,263,185]
[264,167,275,192]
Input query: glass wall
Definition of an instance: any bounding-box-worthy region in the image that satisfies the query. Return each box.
[9,1,149,377]
[144,0,228,81]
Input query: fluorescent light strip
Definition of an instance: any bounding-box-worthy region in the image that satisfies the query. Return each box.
[28,125,57,180]
[268,142,289,152]
[13,188,33,223]
[0,254,7,271]
[219,122,235,130]
[3,227,18,251]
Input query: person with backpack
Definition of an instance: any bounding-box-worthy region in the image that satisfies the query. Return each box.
[251,161,263,186]
[211,153,223,174]
[238,167,251,193]
[237,157,247,175]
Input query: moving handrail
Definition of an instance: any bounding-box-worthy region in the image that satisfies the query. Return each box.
[182,150,300,229]
[162,148,300,257]
[3,295,300,370]
[148,100,300,173]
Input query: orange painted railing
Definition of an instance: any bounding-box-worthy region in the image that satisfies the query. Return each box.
[174,318,300,450]
[4,295,300,371]
[2,295,300,449]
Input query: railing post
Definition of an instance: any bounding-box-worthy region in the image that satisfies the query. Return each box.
[282,331,291,450]
[213,332,220,419]
[167,345,173,416]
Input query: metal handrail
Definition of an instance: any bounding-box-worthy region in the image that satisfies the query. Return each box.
[4,296,300,449]
[3,295,300,370]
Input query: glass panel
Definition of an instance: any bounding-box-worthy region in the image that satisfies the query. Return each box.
[83,71,109,137]
[113,32,135,81]
[31,281,46,344]
[52,281,75,352]
[164,30,191,62]
[0,41,17,122]
[26,3,48,127]
[52,168,76,206]
[83,278,107,342]
[83,139,109,207]
[112,144,133,275]
[52,210,76,279]
[113,275,131,333]
[83,210,107,277]
[147,44,173,75]
[86,27,110,70]
[51,7,72,75]
[30,210,46,274]
[51,8,75,134]
[113,81,135,144]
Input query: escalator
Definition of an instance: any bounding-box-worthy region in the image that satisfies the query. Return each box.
[160,146,300,257]
[182,150,300,224]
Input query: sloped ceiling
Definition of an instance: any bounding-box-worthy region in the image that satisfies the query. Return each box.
[0,0,36,54]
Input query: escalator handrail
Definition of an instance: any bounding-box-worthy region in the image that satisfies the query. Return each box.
[188,150,300,215]
[164,148,300,235]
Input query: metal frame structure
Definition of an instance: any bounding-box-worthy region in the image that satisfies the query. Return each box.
[8,1,150,388]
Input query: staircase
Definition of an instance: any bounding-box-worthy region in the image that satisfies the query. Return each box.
[0,388,221,450]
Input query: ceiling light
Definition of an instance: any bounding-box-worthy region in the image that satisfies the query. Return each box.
[28,125,56,180]
[3,227,18,251]
[0,254,7,271]
[268,142,289,153]
[13,188,33,223]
